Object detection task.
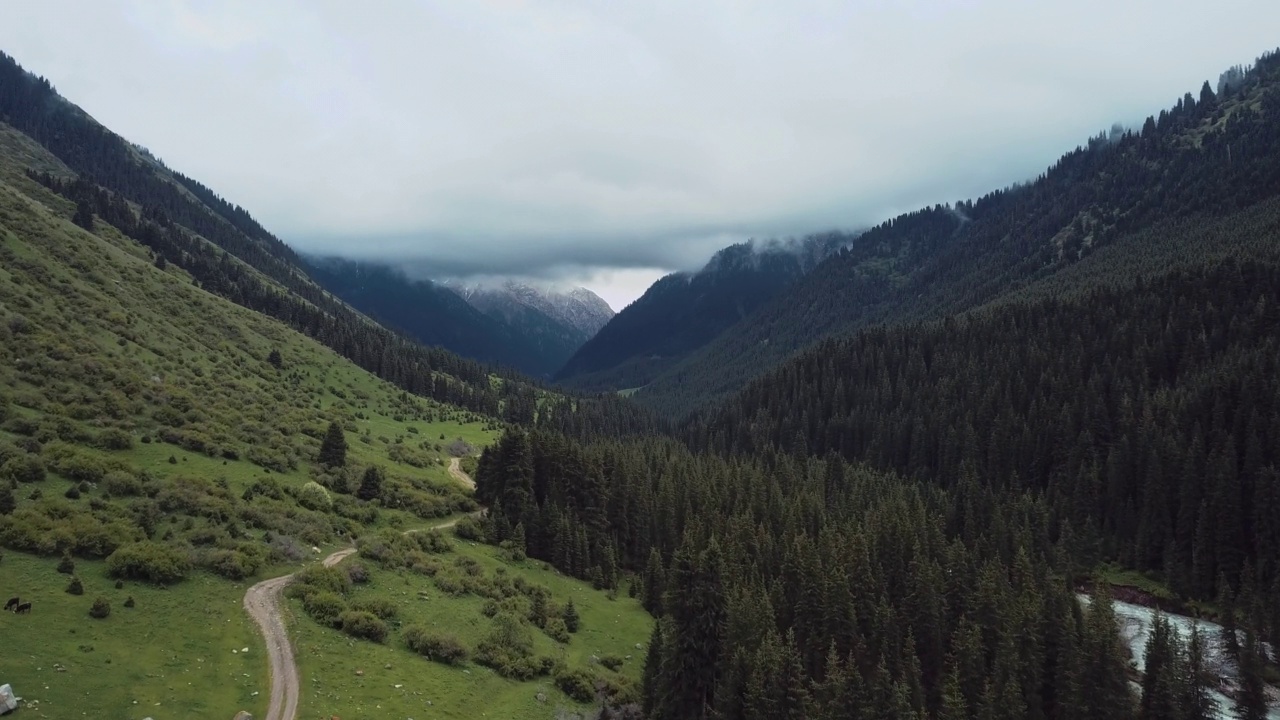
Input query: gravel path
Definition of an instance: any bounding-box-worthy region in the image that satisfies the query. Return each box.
[243,461,476,720]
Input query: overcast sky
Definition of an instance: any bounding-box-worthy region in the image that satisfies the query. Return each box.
[4,1,1279,310]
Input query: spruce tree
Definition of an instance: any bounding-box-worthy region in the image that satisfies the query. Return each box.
[317,421,347,468]
[1180,625,1213,720]
[0,483,14,516]
[356,465,383,502]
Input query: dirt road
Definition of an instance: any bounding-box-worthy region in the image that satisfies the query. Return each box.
[448,456,476,490]
[243,461,476,720]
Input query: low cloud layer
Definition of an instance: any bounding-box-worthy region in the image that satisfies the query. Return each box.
[5,1,1280,303]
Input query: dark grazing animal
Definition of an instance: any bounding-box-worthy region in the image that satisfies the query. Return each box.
[15,602,32,614]
[3,596,17,612]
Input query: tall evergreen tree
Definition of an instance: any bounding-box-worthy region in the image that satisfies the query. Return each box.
[317,420,347,468]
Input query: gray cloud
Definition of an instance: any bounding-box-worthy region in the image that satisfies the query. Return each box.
[4,1,1279,305]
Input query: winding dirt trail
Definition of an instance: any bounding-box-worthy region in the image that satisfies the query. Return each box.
[448,456,476,490]
[243,460,478,720]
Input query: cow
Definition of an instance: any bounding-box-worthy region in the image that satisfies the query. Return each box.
[3,597,17,612]
[15,602,32,614]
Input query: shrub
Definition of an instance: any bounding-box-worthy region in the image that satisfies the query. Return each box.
[339,610,387,643]
[349,596,398,620]
[402,626,469,664]
[106,541,191,584]
[302,591,347,627]
[66,576,84,595]
[545,617,571,643]
[206,548,265,580]
[94,429,134,451]
[453,515,485,542]
[292,565,351,595]
[1,454,46,484]
[57,552,75,574]
[345,562,370,584]
[297,481,332,511]
[102,471,145,496]
[89,596,111,619]
[555,666,599,703]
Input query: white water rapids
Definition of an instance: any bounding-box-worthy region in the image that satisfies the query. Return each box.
[1079,594,1280,719]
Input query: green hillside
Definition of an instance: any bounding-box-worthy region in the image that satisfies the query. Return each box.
[0,129,507,717]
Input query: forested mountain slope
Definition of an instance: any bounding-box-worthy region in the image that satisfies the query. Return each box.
[306,257,589,378]
[555,235,851,393]
[0,50,527,414]
[635,49,1280,417]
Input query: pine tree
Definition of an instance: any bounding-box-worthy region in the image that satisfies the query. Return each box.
[1180,625,1213,720]
[642,620,668,718]
[72,199,93,230]
[356,465,383,502]
[1234,625,1268,720]
[0,483,15,516]
[563,598,580,633]
[643,547,666,616]
[317,421,347,468]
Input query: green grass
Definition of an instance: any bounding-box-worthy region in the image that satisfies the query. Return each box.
[0,551,267,718]
[0,128,507,717]
[291,539,652,719]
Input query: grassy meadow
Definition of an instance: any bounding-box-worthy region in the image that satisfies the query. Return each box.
[290,534,652,720]
[0,131,517,717]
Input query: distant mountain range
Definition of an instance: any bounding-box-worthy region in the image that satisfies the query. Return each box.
[553,233,854,392]
[574,50,1280,417]
[305,258,612,378]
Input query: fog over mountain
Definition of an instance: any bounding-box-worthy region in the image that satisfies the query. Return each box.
[5,1,1280,306]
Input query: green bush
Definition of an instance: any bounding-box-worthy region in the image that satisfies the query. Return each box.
[0,454,46,484]
[89,596,111,619]
[545,617,571,643]
[555,666,599,703]
[339,610,387,643]
[101,471,145,497]
[292,565,351,595]
[106,541,191,584]
[297,481,332,511]
[349,596,398,620]
[453,515,485,542]
[402,626,469,664]
[93,429,134,451]
[303,591,347,627]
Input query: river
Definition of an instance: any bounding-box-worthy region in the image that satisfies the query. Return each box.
[1080,594,1280,719]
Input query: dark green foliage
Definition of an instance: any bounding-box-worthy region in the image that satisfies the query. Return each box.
[453,515,485,541]
[88,596,110,619]
[317,421,347,468]
[0,454,46,483]
[57,552,75,574]
[105,541,191,584]
[303,591,347,628]
[402,626,469,664]
[555,666,599,703]
[563,597,580,633]
[339,610,388,643]
[356,465,383,502]
[66,575,83,595]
